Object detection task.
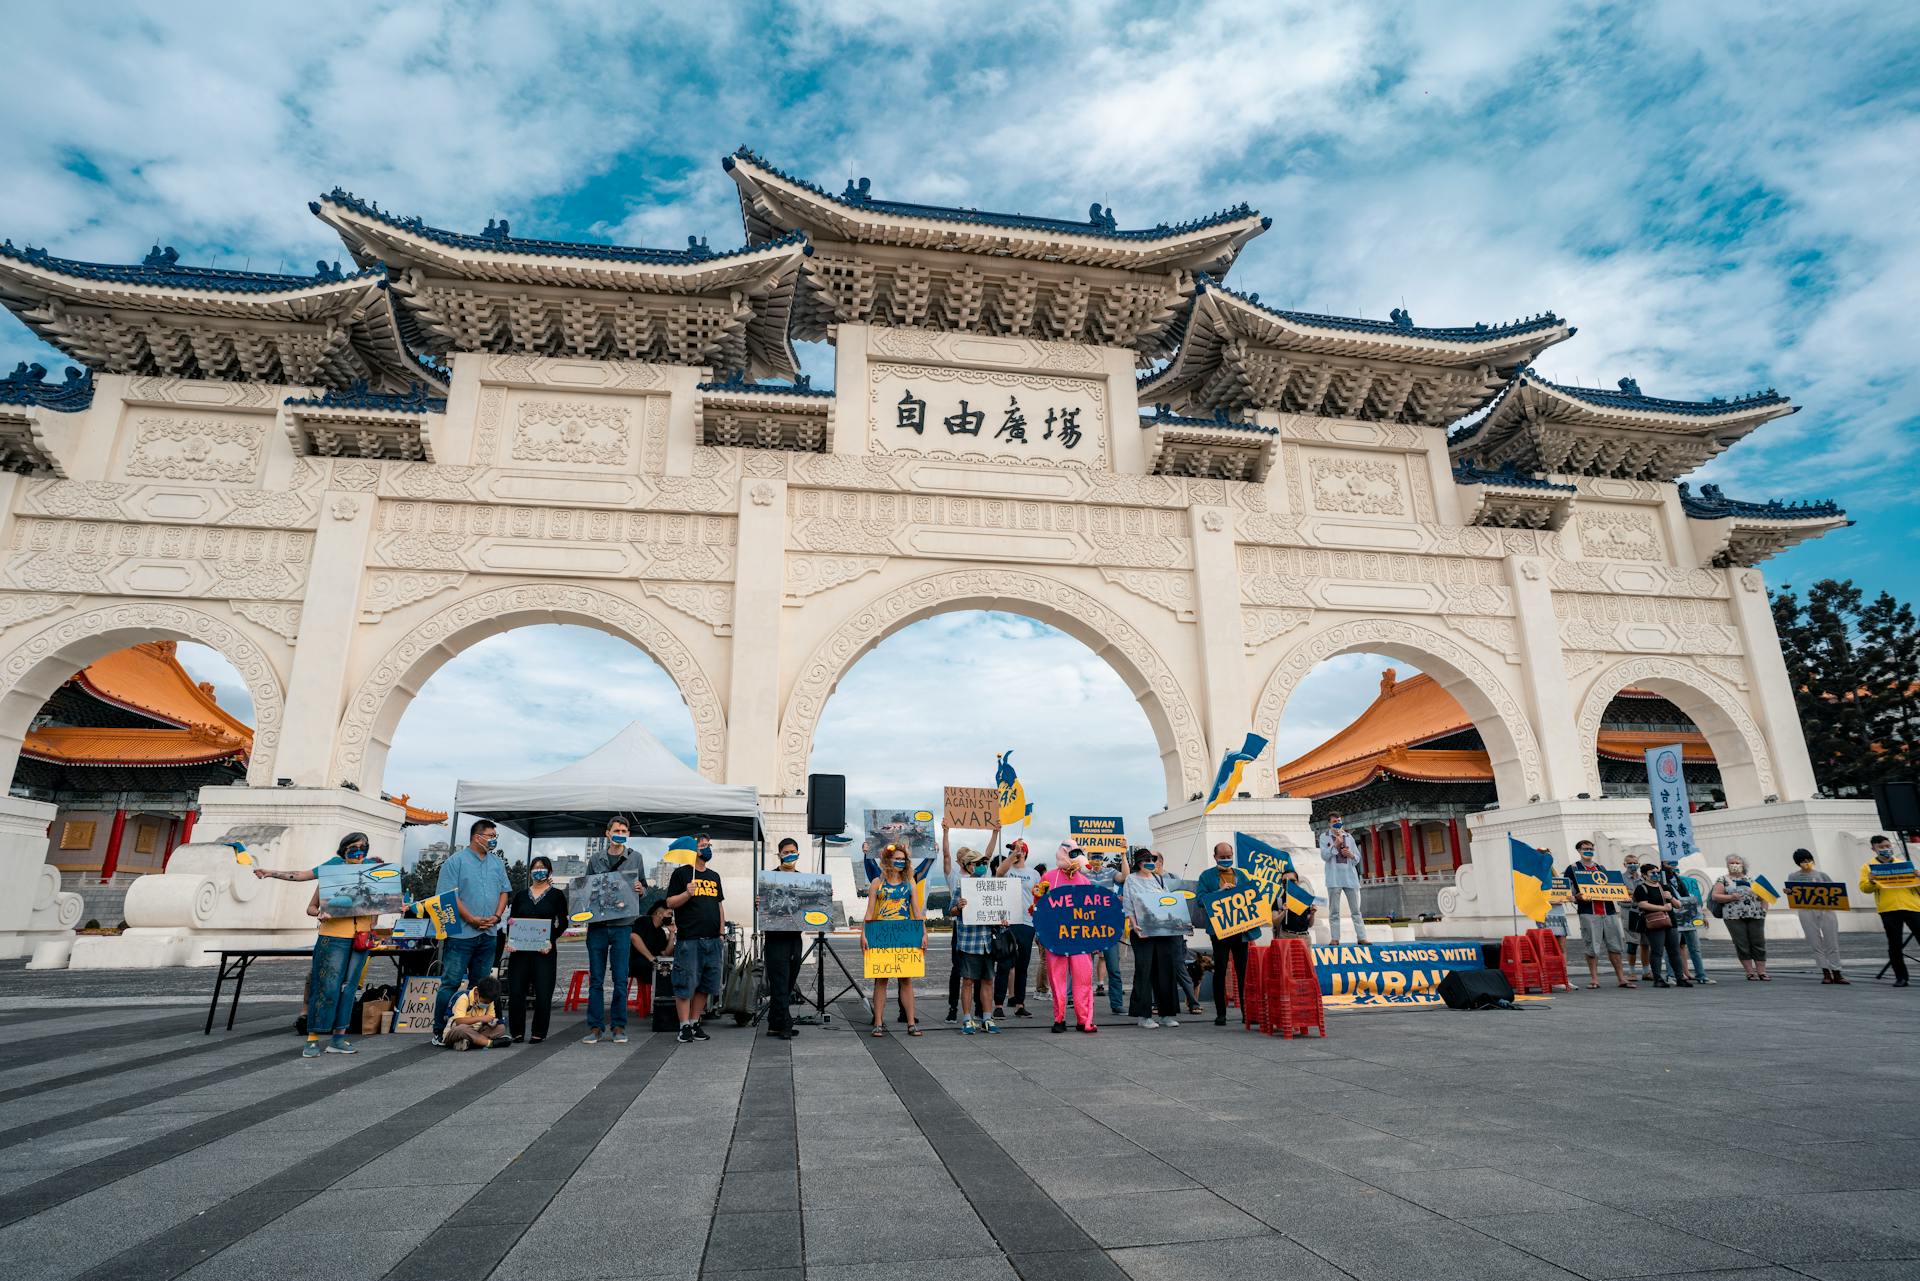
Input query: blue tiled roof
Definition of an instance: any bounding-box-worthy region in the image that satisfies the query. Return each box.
[1199,276,1568,344]
[727,148,1264,241]
[0,239,379,294]
[0,362,93,412]
[1141,404,1277,435]
[1538,373,1790,415]
[1677,482,1841,521]
[284,379,447,414]
[314,189,806,264]
[695,371,832,398]
[1453,461,1576,493]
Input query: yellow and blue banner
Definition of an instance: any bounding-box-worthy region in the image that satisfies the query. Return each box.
[417,892,456,939]
[1509,836,1555,923]
[1068,816,1127,857]
[1202,884,1271,939]
[862,918,926,978]
[1869,860,1919,889]
[1312,940,1489,1004]
[1786,881,1850,911]
[996,751,1030,828]
[1234,832,1294,902]
[1282,878,1316,918]
[1572,868,1631,902]
[663,836,701,867]
[1204,733,1269,814]
[1749,874,1780,906]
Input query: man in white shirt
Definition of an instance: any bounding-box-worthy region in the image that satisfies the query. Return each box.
[1317,812,1370,945]
[992,838,1040,1019]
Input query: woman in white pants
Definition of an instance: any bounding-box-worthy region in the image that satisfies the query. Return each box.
[1786,848,1848,984]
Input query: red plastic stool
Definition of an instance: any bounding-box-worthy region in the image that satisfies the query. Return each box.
[562,969,587,1011]
[1262,937,1326,1039]
[1525,928,1573,993]
[1499,934,1545,994]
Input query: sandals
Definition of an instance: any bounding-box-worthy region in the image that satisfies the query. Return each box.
[870,1025,885,1037]
[1757,973,1772,981]
[1617,981,1637,988]
[1587,981,1601,990]
[906,1024,924,1037]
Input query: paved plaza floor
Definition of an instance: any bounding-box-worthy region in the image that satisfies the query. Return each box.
[0,937,1914,1281]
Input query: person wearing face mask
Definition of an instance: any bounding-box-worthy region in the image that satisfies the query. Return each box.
[1620,854,1648,983]
[1786,848,1847,985]
[256,831,385,1057]
[581,817,647,1045]
[1860,834,1920,987]
[1317,814,1369,945]
[1197,841,1259,1025]
[1660,857,1715,985]
[1123,847,1182,1028]
[763,838,807,1040]
[1711,854,1771,980]
[1084,851,1127,1018]
[1564,841,1631,989]
[432,819,513,1042]
[666,834,727,1042]
[992,838,1040,1019]
[505,854,569,1042]
[941,825,998,1028]
[1035,845,1098,1033]
[865,841,925,1036]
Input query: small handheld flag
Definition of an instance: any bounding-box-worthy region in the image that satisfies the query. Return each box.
[1509,836,1556,923]
[418,893,456,939]
[1749,874,1779,906]
[1282,879,1316,917]
[663,836,700,867]
[230,841,253,867]
[1205,732,1269,814]
[996,751,1029,828]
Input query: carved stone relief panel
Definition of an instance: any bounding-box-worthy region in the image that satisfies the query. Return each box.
[1241,607,1312,651]
[1553,591,1740,655]
[1549,561,1724,598]
[359,571,469,621]
[783,555,887,604]
[509,397,635,467]
[1238,544,1510,615]
[1302,448,1410,519]
[120,410,268,484]
[1575,505,1666,562]
[867,328,1108,374]
[22,478,320,528]
[1098,568,1197,620]
[4,518,309,600]
[371,501,735,581]
[786,488,1188,569]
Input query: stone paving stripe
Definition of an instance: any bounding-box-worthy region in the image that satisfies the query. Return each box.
[0,1008,252,1066]
[0,1029,441,1229]
[0,1006,147,1028]
[700,1033,804,1276]
[839,1005,1130,1281]
[73,1017,586,1281]
[382,1030,677,1280]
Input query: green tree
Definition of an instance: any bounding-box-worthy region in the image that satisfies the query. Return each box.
[1771,578,1919,794]
[403,843,449,904]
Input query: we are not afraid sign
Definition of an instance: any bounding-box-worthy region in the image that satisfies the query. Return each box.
[1032,884,1123,955]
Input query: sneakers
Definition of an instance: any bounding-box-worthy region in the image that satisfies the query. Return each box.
[1051,1020,1067,1033]
[611,1030,629,1044]
[944,1007,958,1024]
[1161,1017,1180,1028]
[301,1040,323,1058]
[581,1029,602,1045]
[993,1006,1006,1020]
[1094,983,1107,995]
[1013,1007,1032,1018]
[983,1018,999,1034]
[1138,1017,1160,1029]
[962,1018,977,1036]
[676,1024,695,1043]
[691,1022,711,1042]
[1214,1014,1228,1026]
[489,1035,511,1048]
[324,1037,356,1055]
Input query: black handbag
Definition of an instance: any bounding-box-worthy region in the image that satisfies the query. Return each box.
[989,927,1018,964]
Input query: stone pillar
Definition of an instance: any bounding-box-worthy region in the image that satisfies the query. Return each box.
[1187,504,1253,783]
[834,324,872,455]
[1505,555,1586,799]
[1726,568,1817,802]
[724,477,786,791]
[271,489,377,786]
[0,796,82,961]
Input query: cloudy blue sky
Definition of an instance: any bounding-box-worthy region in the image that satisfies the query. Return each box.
[13,2,1918,852]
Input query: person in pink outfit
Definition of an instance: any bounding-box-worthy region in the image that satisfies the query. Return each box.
[1034,843,1099,1034]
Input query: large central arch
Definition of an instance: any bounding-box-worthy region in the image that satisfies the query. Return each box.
[776,568,1211,800]
[1251,617,1546,804]
[331,582,728,790]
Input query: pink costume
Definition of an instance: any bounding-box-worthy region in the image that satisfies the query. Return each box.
[1037,867,1096,1029]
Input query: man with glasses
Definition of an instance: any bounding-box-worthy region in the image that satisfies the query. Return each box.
[1317,813,1369,945]
[1567,841,1633,989]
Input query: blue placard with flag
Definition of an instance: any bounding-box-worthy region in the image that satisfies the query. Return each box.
[1644,744,1697,866]
[1509,836,1555,923]
[1234,832,1294,902]
[1205,733,1268,814]
[1032,883,1124,956]
[1870,860,1919,889]
[1068,816,1127,857]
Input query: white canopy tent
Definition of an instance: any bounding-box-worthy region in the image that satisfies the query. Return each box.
[452,721,763,843]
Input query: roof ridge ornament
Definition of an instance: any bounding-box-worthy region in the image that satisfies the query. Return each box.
[842,177,872,202]
[1676,481,1842,521]
[1089,203,1119,232]
[142,245,180,268]
[480,218,511,241]
[1618,376,1642,396]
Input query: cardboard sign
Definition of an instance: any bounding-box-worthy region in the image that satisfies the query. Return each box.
[1869,860,1919,889]
[1311,940,1488,1004]
[1548,877,1573,905]
[958,876,1019,926]
[392,976,438,1034]
[1235,833,1295,902]
[1068,816,1127,857]
[1786,882,1850,911]
[576,870,639,924]
[1203,884,1271,939]
[506,918,551,950]
[315,860,405,919]
[1032,883,1124,955]
[1572,869,1631,902]
[756,870,835,933]
[944,786,1000,830]
[863,918,925,978]
[1135,881,1192,933]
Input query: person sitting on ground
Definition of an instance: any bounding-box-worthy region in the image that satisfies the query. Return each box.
[1712,855,1771,981]
[443,975,509,1050]
[1632,864,1692,988]
[1566,841,1632,989]
[1860,834,1919,988]
[1787,848,1848,985]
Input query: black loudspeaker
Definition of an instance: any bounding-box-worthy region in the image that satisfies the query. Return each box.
[1438,969,1516,1011]
[1871,781,1920,833]
[806,773,846,836]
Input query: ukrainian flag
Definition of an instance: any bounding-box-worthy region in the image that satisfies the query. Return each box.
[418,892,455,939]
[1282,879,1315,918]
[663,836,700,867]
[996,750,1029,828]
[1750,874,1779,906]
[1509,836,1555,923]
[1204,732,1270,814]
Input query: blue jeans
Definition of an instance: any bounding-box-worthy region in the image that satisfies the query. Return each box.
[434,934,495,1036]
[1680,929,1708,982]
[307,935,367,1037]
[1099,943,1126,1013]
[585,922,633,1031]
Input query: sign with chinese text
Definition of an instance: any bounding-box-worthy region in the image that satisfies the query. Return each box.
[958,876,1019,926]
[863,918,926,979]
[1572,869,1631,902]
[871,363,1107,467]
[1068,816,1126,857]
[1032,883,1123,955]
[1786,882,1850,911]
[944,786,999,830]
[1202,884,1271,940]
[1644,745,1697,866]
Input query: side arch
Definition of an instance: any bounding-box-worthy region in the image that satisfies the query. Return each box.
[776,567,1210,800]
[0,601,286,787]
[1574,656,1774,806]
[1251,617,1546,804]
[331,582,727,789]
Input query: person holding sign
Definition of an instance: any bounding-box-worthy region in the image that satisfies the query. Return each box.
[580,817,646,1046]
[1084,851,1126,1017]
[1711,855,1772,981]
[1566,842,1632,989]
[504,855,569,1042]
[1631,866,1692,988]
[865,842,926,1036]
[1861,834,1920,987]
[763,839,806,1040]
[666,837,726,1043]
[1035,846,1099,1033]
[1657,858,1715,985]
[992,838,1040,1019]
[1198,842,1259,1025]
[1317,814,1370,945]
[1786,848,1848,985]
[946,841,1000,1035]
[253,831,385,1057]
[1122,847,1183,1028]
[941,822,999,1025]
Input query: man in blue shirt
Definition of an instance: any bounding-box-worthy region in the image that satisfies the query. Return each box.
[433,819,512,1041]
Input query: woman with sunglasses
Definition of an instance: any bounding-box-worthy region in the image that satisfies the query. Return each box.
[254,831,385,1057]
[865,842,926,1036]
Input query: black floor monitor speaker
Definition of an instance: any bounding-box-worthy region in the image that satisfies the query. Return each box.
[1438,969,1516,1010]
[807,773,846,836]
[1871,781,1920,834]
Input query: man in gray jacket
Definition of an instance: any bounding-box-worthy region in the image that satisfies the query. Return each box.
[581,817,647,1044]
[1317,813,1370,945]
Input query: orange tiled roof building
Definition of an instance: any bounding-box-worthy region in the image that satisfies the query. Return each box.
[1275,668,1717,887]
[9,642,443,906]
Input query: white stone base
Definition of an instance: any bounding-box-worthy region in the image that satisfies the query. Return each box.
[1149,795,1315,884]
[26,938,73,970]
[0,795,84,960]
[1692,798,1889,933]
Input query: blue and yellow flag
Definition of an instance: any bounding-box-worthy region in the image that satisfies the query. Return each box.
[1234,832,1294,901]
[1282,878,1316,918]
[1750,874,1779,906]
[996,751,1030,828]
[1204,732,1269,814]
[1509,836,1555,923]
[418,892,456,939]
[663,836,700,867]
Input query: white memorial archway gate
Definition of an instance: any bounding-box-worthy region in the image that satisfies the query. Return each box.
[0,150,1866,959]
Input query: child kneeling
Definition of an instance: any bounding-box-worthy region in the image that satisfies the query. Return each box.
[443,976,510,1050]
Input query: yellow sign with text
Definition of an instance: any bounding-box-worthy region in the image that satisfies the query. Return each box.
[1204,885,1272,939]
[1785,882,1850,911]
[864,948,925,979]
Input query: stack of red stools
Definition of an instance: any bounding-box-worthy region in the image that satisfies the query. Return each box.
[1236,942,1262,1026]
[1251,938,1325,1039]
[1524,928,1573,992]
[561,971,652,1012]
[1499,933,1546,994]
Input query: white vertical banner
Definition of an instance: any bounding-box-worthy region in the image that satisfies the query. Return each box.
[1644,744,1697,864]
